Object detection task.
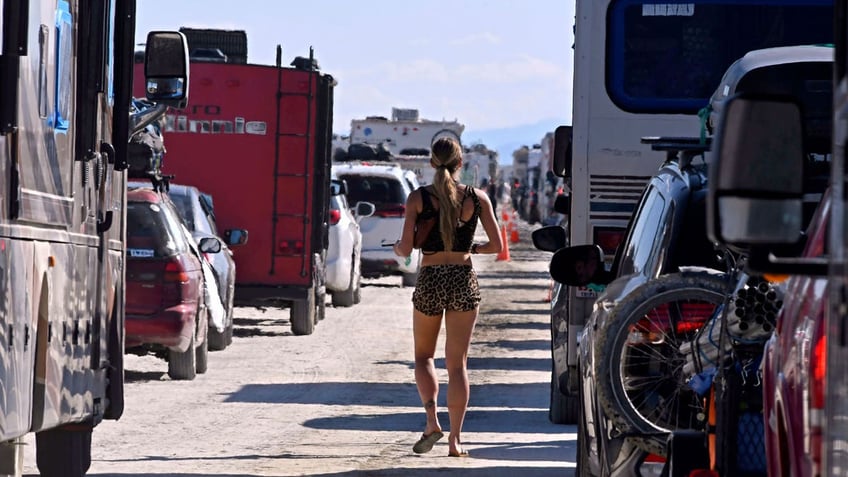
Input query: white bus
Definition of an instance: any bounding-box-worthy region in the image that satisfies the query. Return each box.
[559,0,835,325]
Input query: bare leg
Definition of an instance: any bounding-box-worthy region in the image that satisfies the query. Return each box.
[413,309,443,436]
[444,307,478,456]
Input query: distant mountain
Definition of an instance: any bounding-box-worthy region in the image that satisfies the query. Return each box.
[463,118,568,165]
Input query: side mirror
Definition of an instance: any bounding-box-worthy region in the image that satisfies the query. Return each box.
[551,125,573,178]
[355,201,376,218]
[144,31,190,108]
[707,94,805,247]
[549,244,606,287]
[198,237,222,254]
[225,229,249,246]
[553,194,570,214]
[532,225,567,252]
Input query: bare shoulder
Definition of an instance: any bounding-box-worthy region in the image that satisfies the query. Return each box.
[472,187,492,205]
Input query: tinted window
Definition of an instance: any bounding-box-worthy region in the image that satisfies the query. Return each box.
[607,0,833,113]
[127,201,187,257]
[618,187,668,276]
[337,175,405,207]
[168,192,196,230]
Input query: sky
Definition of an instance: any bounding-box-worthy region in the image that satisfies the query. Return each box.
[134,1,576,160]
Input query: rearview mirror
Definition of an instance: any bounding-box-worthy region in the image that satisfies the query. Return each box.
[355,201,376,218]
[144,31,190,108]
[532,225,566,252]
[552,125,572,178]
[198,237,222,254]
[553,194,570,214]
[549,245,606,287]
[225,228,249,246]
[707,94,805,247]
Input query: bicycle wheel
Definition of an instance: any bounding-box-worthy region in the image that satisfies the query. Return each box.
[594,269,731,456]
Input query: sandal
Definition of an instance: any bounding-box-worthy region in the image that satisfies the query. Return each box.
[412,431,444,454]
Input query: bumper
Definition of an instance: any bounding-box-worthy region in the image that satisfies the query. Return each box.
[126,304,197,352]
[361,248,419,275]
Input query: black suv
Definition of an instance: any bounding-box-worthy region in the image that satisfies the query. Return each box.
[535,141,726,476]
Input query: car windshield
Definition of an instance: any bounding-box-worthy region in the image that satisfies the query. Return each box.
[337,175,405,208]
[127,201,186,258]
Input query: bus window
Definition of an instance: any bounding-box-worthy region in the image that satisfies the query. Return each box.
[606,0,833,113]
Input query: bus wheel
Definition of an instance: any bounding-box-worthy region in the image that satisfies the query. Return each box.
[36,428,92,477]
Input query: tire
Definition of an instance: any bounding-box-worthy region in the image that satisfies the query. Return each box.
[353,254,363,305]
[208,310,228,351]
[576,363,595,477]
[332,254,357,307]
[195,317,209,375]
[594,270,730,456]
[36,428,92,477]
[168,332,197,380]
[550,370,579,424]
[291,291,316,336]
[225,317,234,346]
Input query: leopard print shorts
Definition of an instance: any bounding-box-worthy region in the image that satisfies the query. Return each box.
[412,264,481,316]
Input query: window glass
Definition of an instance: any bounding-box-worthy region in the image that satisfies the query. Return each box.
[337,175,405,207]
[53,0,72,131]
[607,0,833,113]
[126,201,184,257]
[618,187,667,276]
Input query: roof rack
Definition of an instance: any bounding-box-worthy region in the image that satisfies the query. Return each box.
[641,136,711,168]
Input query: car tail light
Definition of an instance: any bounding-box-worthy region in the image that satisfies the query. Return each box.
[628,302,716,344]
[687,471,719,477]
[594,227,625,257]
[278,240,305,255]
[810,322,826,471]
[329,209,341,225]
[375,204,405,218]
[164,259,189,283]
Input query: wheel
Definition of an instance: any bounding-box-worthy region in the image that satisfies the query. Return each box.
[576,363,594,477]
[331,254,357,307]
[208,308,228,351]
[291,290,316,336]
[195,316,208,374]
[36,428,92,477]
[549,370,579,424]
[168,332,197,380]
[594,270,730,456]
[353,253,363,304]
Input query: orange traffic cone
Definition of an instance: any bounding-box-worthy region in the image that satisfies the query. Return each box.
[510,224,520,244]
[496,225,511,262]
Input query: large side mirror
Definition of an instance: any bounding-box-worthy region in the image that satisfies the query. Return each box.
[549,244,606,287]
[532,225,567,252]
[707,94,805,247]
[144,31,190,108]
[553,194,570,214]
[551,125,573,178]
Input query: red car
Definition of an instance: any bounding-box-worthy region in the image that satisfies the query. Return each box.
[125,187,220,380]
[762,189,829,477]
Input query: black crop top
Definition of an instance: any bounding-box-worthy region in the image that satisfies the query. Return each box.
[418,186,481,254]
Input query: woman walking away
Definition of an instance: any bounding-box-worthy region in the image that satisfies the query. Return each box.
[392,137,502,457]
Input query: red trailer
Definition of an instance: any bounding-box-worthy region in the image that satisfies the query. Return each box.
[133,47,335,335]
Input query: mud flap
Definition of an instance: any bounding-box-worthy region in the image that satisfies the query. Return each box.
[36,427,92,477]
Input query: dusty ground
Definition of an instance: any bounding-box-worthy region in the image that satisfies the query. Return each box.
[22,215,576,476]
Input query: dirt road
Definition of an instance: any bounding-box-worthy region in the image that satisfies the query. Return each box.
[22,219,576,476]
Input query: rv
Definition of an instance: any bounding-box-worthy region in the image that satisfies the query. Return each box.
[0,2,188,475]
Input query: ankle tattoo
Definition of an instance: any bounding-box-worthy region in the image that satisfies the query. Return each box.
[424,400,436,410]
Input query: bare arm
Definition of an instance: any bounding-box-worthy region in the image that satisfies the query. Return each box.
[393,189,422,257]
[473,188,503,254]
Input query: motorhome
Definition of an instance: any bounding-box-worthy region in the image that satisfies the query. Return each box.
[0,3,188,475]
